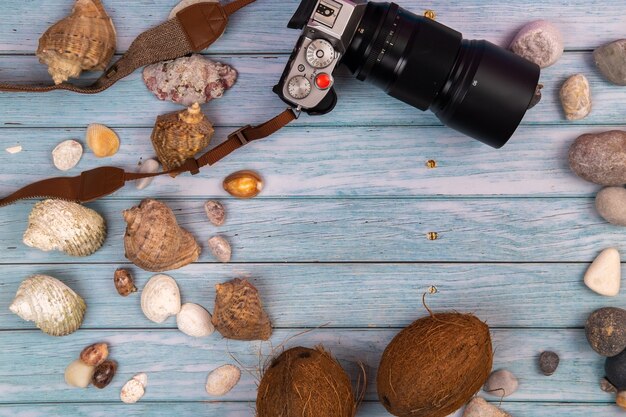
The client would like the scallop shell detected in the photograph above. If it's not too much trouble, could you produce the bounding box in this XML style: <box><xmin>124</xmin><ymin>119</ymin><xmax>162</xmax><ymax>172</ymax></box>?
<box><xmin>212</xmin><ymin>278</ymin><xmax>272</xmax><ymax>341</ymax></box>
<box><xmin>176</xmin><ymin>303</ymin><xmax>215</xmax><ymax>337</ymax></box>
<box><xmin>9</xmin><ymin>274</ymin><xmax>86</xmax><ymax>336</ymax></box>
<box><xmin>151</xmin><ymin>103</ymin><xmax>214</xmax><ymax>176</ymax></box>
<box><xmin>52</xmin><ymin>140</ymin><xmax>83</xmax><ymax>171</ymax></box>
<box><xmin>86</xmin><ymin>124</ymin><xmax>120</xmax><ymax>157</ymax></box>
<box><xmin>205</xmin><ymin>364</ymin><xmax>241</xmax><ymax>396</ymax></box>
<box><xmin>37</xmin><ymin>0</ymin><xmax>116</xmax><ymax>85</ymax></box>
<box><xmin>23</xmin><ymin>199</ymin><xmax>106</xmax><ymax>257</ymax></box>
<box><xmin>141</xmin><ymin>274</ymin><xmax>182</xmax><ymax>323</ymax></box>
<box><xmin>123</xmin><ymin>199</ymin><xmax>201</xmax><ymax>272</ymax></box>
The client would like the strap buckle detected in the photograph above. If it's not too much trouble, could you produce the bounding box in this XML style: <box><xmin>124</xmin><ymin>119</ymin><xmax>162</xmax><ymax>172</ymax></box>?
<box><xmin>229</xmin><ymin>125</ymin><xmax>252</xmax><ymax>145</ymax></box>
<box><xmin>182</xmin><ymin>158</ymin><xmax>200</xmax><ymax>175</ymax></box>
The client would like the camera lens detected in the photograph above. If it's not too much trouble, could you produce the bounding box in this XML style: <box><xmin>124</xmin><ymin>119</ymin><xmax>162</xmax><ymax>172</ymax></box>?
<box><xmin>342</xmin><ymin>2</ymin><xmax>540</xmax><ymax>148</ymax></box>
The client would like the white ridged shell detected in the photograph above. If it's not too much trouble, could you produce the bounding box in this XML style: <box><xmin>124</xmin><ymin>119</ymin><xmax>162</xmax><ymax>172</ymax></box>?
<box><xmin>205</xmin><ymin>364</ymin><xmax>241</xmax><ymax>396</ymax></box>
<box><xmin>140</xmin><ymin>274</ymin><xmax>181</xmax><ymax>323</ymax></box>
<box><xmin>9</xmin><ymin>274</ymin><xmax>86</xmax><ymax>336</ymax></box>
<box><xmin>23</xmin><ymin>199</ymin><xmax>106</xmax><ymax>257</ymax></box>
<box><xmin>176</xmin><ymin>303</ymin><xmax>214</xmax><ymax>337</ymax></box>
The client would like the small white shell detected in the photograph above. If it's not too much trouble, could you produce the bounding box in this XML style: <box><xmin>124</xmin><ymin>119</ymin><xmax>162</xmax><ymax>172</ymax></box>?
<box><xmin>176</xmin><ymin>303</ymin><xmax>214</xmax><ymax>337</ymax></box>
<box><xmin>120</xmin><ymin>373</ymin><xmax>147</xmax><ymax>404</ymax></box>
<box><xmin>52</xmin><ymin>140</ymin><xmax>83</xmax><ymax>171</ymax></box>
<box><xmin>135</xmin><ymin>159</ymin><xmax>160</xmax><ymax>190</ymax></box>
<box><xmin>205</xmin><ymin>364</ymin><xmax>241</xmax><ymax>396</ymax></box>
<box><xmin>140</xmin><ymin>274</ymin><xmax>181</xmax><ymax>323</ymax></box>
<box><xmin>208</xmin><ymin>235</ymin><xmax>231</xmax><ymax>263</ymax></box>
<box><xmin>6</xmin><ymin>145</ymin><xmax>22</xmax><ymax>154</ymax></box>
<box><xmin>169</xmin><ymin>0</ymin><xmax>217</xmax><ymax>19</ymax></box>
<box><xmin>65</xmin><ymin>359</ymin><xmax>95</xmax><ymax>388</ymax></box>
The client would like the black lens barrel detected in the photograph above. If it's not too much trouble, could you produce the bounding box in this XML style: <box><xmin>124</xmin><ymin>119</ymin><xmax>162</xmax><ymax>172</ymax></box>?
<box><xmin>341</xmin><ymin>2</ymin><xmax>540</xmax><ymax>148</ymax></box>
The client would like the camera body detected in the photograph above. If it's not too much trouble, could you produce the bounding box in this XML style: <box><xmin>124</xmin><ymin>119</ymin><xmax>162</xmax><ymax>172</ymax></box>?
<box><xmin>274</xmin><ymin>0</ymin><xmax>541</xmax><ymax>148</ymax></box>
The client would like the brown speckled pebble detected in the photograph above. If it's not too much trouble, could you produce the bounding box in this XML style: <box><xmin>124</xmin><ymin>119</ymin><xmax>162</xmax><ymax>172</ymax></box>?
<box><xmin>596</xmin><ymin>187</ymin><xmax>626</xmax><ymax>226</ymax></box>
<box><xmin>539</xmin><ymin>351</ymin><xmax>559</xmax><ymax>376</ymax></box>
<box><xmin>569</xmin><ymin>130</ymin><xmax>626</xmax><ymax>185</ymax></box>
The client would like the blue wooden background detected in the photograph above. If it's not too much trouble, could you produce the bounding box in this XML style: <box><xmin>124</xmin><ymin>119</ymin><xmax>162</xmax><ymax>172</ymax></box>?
<box><xmin>0</xmin><ymin>0</ymin><xmax>625</xmax><ymax>415</ymax></box>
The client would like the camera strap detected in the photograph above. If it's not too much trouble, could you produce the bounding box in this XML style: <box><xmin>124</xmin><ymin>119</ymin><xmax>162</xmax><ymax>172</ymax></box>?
<box><xmin>0</xmin><ymin>108</ymin><xmax>298</xmax><ymax>207</ymax></box>
<box><xmin>0</xmin><ymin>0</ymin><xmax>254</xmax><ymax>93</ymax></box>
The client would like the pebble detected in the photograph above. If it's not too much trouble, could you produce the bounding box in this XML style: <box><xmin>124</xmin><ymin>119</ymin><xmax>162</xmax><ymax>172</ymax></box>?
<box><xmin>594</xmin><ymin>40</ymin><xmax>626</xmax><ymax>86</ymax></box>
<box><xmin>539</xmin><ymin>351</ymin><xmax>560</xmax><ymax>376</ymax></box>
<box><xmin>65</xmin><ymin>359</ymin><xmax>95</xmax><ymax>388</ymax></box>
<box><xmin>463</xmin><ymin>397</ymin><xmax>512</xmax><ymax>417</ymax></box>
<box><xmin>596</xmin><ymin>187</ymin><xmax>626</xmax><ymax>226</ymax></box>
<box><xmin>204</xmin><ymin>200</ymin><xmax>226</xmax><ymax>226</ymax></box>
<box><xmin>120</xmin><ymin>373</ymin><xmax>147</xmax><ymax>403</ymax></box>
<box><xmin>484</xmin><ymin>369</ymin><xmax>518</xmax><ymax>397</ymax></box>
<box><xmin>560</xmin><ymin>74</ymin><xmax>591</xmax><ymax>120</ymax></box>
<box><xmin>618</xmin><ymin>391</ymin><xmax>626</xmax><ymax>409</ymax></box>
<box><xmin>568</xmin><ymin>130</ymin><xmax>626</xmax><ymax>185</ymax></box>
<box><xmin>52</xmin><ymin>140</ymin><xmax>82</xmax><ymax>171</ymax></box>
<box><xmin>5</xmin><ymin>145</ymin><xmax>22</xmax><ymax>154</ymax></box>
<box><xmin>584</xmin><ymin>248</ymin><xmax>621</xmax><ymax>296</ymax></box>
<box><xmin>607</xmin><ymin>350</ymin><xmax>626</xmax><ymax>389</ymax></box>
<box><xmin>169</xmin><ymin>0</ymin><xmax>217</xmax><ymax>19</ymax></box>
<box><xmin>586</xmin><ymin>307</ymin><xmax>626</xmax><ymax>357</ymax></box>
<box><xmin>135</xmin><ymin>159</ymin><xmax>160</xmax><ymax>190</ymax></box>
<box><xmin>143</xmin><ymin>54</ymin><xmax>237</xmax><ymax>106</ymax></box>
<box><xmin>601</xmin><ymin>377</ymin><xmax>618</xmax><ymax>393</ymax></box>
<box><xmin>208</xmin><ymin>235</ymin><xmax>232</xmax><ymax>263</ymax></box>
<box><xmin>205</xmin><ymin>364</ymin><xmax>241</xmax><ymax>396</ymax></box>
<box><xmin>510</xmin><ymin>20</ymin><xmax>563</xmax><ymax>68</ymax></box>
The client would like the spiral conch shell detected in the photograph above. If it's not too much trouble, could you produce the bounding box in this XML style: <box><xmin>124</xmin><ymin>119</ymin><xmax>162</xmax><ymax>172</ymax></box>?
<box><xmin>23</xmin><ymin>199</ymin><xmax>106</xmax><ymax>257</ymax></box>
<box><xmin>10</xmin><ymin>275</ymin><xmax>86</xmax><ymax>336</ymax></box>
<box><xmin>37</xmin><ymin>0</ymin><xmax>116</xmax><ymax>85</ymax></box>
<box><xmin>151</xmin><ymin>103</ymin><xmax>214</xmax><ymax>176</ymax></box>
<box><xmin>212</xmin><ymin>278</ymin><xmax>272</xmax><ymax>341</ymax></box>
<box><xmin>123</xmin><ymin>199</ymin><xmax>201</xmax><ymax>272</ymax></box>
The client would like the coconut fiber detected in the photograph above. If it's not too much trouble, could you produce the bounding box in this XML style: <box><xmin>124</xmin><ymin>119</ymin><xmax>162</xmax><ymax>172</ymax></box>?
<box><xmin>377</xmin><ymin>312</ymin><xmax>493</xmax><ymax>417</ymax></box>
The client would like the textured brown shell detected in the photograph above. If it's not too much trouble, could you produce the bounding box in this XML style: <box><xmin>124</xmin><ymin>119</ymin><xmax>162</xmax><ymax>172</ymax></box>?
<box><xmin>377</xmin><ymin>312</ymin><xmax>493</xmax><ymax>417</ymax></box>
<box><xmin>211</xmin><ymin>278</ymin><xmax>272</xmax><ymax>341</ymax></box>
<box><xmin>257</xmin><ymin>346</ymin><xmax>356</xmax><ymax>417</ymax></box>
<box><xmin>123</xmin><ymin>199</ymin><xmax>201</xmax><ymax>272</ymax></box>
<box><xmin>151</xmin><ymin>103</ymin><xmax>214</xmax><ymax>177</ymax></box>
<box><xmin>37</xmin><ymin>0</ymin><xmax>116</xmax><ymax>84</ymax></box>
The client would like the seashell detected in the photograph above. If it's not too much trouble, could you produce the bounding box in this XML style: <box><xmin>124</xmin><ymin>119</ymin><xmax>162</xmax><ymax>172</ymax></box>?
<box><xmin>65</xmin><ymin>359</ymin><xmax>95</xmax><ymax>388</ymax></box>
<box><xmin>150</xmin><ymin>103</ymin><xmax>214</xmax><ymax>176</ymax></box>
<box><xmin>120</xmin><ymin>373</ymin><xmax>147</xmax><ymax>403</ymax></box>
<box><xmin>114</xmin><ymin>268</ymin><xmax>137</xmax><ymax>296</ymax></box>
<box><xmin>10</xmin><ymin>274</ymin><xmax>86</xmax><ymax>336</ymax></box>
<box><xmin>23</xmin><ymin>199</ymin><xmax>106</xmax><ymax>257</ymax></box>
<box><xmin>212</xmin><ymin>278</ymin><xmax>272</xmax><ymax>341</ymax></box>
<box><xmin>169</xmin><ymin>0</ymin><xmax>217</xmax><ymax>19</ymax></box>
<box><xmin>176</xmin><ymin>303</ymin><xmax>215</xmax><ymax>337</ymax></box>
<box><xmin>37</xmin><ymin>0</ymin><xmax>116</xmax><ymax>85</ymax></box>
<box><xmin>92</xmin><ymin>359</ymin><xmax>117</xmax><ymax>389</ymax></box>
<box><xmin>123</xmin><ymin>199</ymin><xmax>201</xmax><ymax>272</ymax></box>
<box><xmin>80</xmin><ymin>342</ymin><xmax>108</xmax><ymax>366</ymax></box>
<box><xmin>135</xmin><ymin>159</ymin><xmax>160</xmax><ymax>190</ymax></box>
<box><xmin>6</xmin><ymin>145</ymin><xmax>22</xmax><ymax>154</ymax></box>
<box><xmin>143</xmin><ymin>54</ymin><xmax>237</xmax><ymax>106</ymax></box>
<box><xmin>205</xmin><ymin>364</ymin><xmax>241</xmax><ymax>396</ymax></box>
<box><xmin>52</xmin><ymin>140</ymin><xmax>83</xmax><ymax>171</ymax></box>
<box><xmin>204</xmin><ymin>200</ymin><xmax>226</xmax><ymax>226</ymax></box>
<box><xmin>560</xmin><ymin>74</ymin><xmax>591</xmax><ymax>121</ymax></box>
<box><xmin>86</xmin><ymin>124</ymin><xmax>120</xmax><ymax>157</ymax></box>
<box><xmin>141</xmin><ymin>274</ymin><xmax>182</xmax><ymax>323</ymax></box>
<box><xmin>208</xmin><ymin>235</ymin><xmax>232</xmax><ymax>263</ymax></box>
<box><xmin>223</xmin><ymin>170</ymin><xmax>263</xmax><ymax>198</ymax></box>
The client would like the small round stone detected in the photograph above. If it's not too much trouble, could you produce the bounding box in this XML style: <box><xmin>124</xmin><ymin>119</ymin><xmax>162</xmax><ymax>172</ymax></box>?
<box><xmin>596</xmin><ymin>187</ymin><xmax>626</xmax><ymax>226</ymax></box>
<box><xmin>484</xmin><ymin>369</ymin><xmax>519</xmax><ymax>397</ymax></box>
<box><xmin>618</xmin><ymin>390</ymin><xmax>626</xmax><ymax>409</ymax></box>
<box><xmin>510</xmin><ymin>20</ymin><xmax>563</xmax><ymax>68</ymax></box>
<box><xmin>606</xmin><ymin>350</ymin><xmax>626</xmax><ymax>389</ymax></box>
<box><xmin>52</xmin><ymin>140</ymin><xmax>83</xmax><ymax>171</ymax></box>
<box><xmin>539</xmin><ymin>351</ymin><xmax>559</xmax><ymax>376</ymax></box>
<box><xmin>569</xmin><ymin>130</ymin><xmax>626</xmax><ymax>186</ymax></box>
<box><xmin>560</xmin><ymin>74</ymin><xmax>591</xmax><ymax>121</ymax></box>
<box><xmin>601</xmin><ymin>377</ymin><xmax>618</xmax><ymax>393</ymax></box>
<box><xmin>586</xmin><ymin>307</ymin><xmax>626</xmax><ymax>357</ymax></box>
<box><xmin>594</xmin><ymin>39</ymin><xmax>626</xmax><ymax>86</ymax></box>
<box><xmin>204</xmin><ymin>200</ymin><xmax>226</xmax><ymax>226</ymax></box>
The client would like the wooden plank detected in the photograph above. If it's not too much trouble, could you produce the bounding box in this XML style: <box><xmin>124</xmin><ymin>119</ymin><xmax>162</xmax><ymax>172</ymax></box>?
<box><xmin>0</xmin><ymin>124</ymin><xmax>598</xmax><ymax>198</ymax></box>
<box><xmin>0</xmin><ymin>0</ymin><xmax>622</xmax><ymax>54</ymax></box>
<box><xmin>0</xmin><ymin>328</ymin><xmax>612</xmax><ymax>403</ymax></box>
<box><xmin>0</xmin><ymin>402</ymin><xmax>624</xmax><ymax>417</ymax></box>
<box><xmin>0</xmin><ymin>52</ymin><xmax>620</xmax><ymax>127</ymax></box>
<box><xmin>0</xmin><ymin>198</ymin><xmax>620</xmax><ymax>264</ymax></box>
<box><xmin>0</xmin><ymin>263</ymin><xmax>616</xmax><ymax>330</ymax></box>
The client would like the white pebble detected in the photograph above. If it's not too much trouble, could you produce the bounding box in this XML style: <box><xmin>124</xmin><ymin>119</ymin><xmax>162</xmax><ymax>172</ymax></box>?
<box><xmin>510</xmin><ymin>20</ymin><xmax>563</xmax><ymax>68</ymax></box>
<box><xmin>5</xmin><ymin>145</ymin><xmax>22</xmax><ymax>154</ymax></box>
<box><xmin>208</xmin><ymin>235</ymin><xmax>232</xmax><ymax>263</ymax></box>
<box><xmin>52</xmin><ymin>140</ymin><xmax>83</xmax><ymax>171</ymax></box>
<box><xmin>584</xmin><ymin>248</ymin><xmax>621</xmax><ymax>296</ymax></box>
<box><xmin>64</xmin><ymin>359</ymin><xmax>95</xmax><ymax>388</ymax></box>
<box><xmin>206</xmin><ymin>364</ymin><xmax>241</xmax><ymax>396</ymax></box>
<box><xmin>120</xmin><ymin>373</ymin><xmax>147</xmax><ymax>404</ymax></box>
<box><xmin>484</xmin><ymin>369</ymin><xmax>518</xmax><ymax>397</ymax></box>
<box><xmin>135</xmin><ymin>159</ymin><xmax>160</xmax><ymax>190</ymax></box>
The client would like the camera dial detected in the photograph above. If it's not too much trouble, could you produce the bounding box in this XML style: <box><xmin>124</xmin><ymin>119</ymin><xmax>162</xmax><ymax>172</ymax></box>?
<box><xmin>287</xmin><ymin>75</ymin><xmax>312</xmax><ymax>99</ymax></box>
<box><xmin>306</xmin><ymin>39</ymin><xmax>336</xmax><ymax>68</ymax></box>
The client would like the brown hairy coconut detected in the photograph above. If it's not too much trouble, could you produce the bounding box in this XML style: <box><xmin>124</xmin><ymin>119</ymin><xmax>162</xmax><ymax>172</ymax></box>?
<box><xmin>377</xmin><ymin>312</ymin><xmax>493</xmax><ymax>417</ymax></box>
<box><xmin>256</xmin><ymin>346</ymin><xmax>357</xmax><ymax>417</ymax></box>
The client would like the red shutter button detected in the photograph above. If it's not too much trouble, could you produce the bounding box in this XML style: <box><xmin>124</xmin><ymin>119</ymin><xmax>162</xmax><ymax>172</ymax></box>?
<box><xmin>315</xmin><ymin>73</ymin><xmax>333</xmax><ymax>90</ymax></box>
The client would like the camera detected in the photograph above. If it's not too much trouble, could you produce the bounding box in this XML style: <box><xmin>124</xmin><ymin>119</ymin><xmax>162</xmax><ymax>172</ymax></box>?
<box><xmin>273</xmin><ymin>0</ymin><xmax>541</xmax><ymax>148</ymax></box>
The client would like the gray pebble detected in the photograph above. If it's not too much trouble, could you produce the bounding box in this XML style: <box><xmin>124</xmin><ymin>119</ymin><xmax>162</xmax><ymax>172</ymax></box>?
<box><xmin>568</xmin><ymin>130</ymin><xmax>626</xmax><ymax>185</ymax></box>
<box><xmin>596</xmin><ymin>187</ymin><xmax>626</xmax><ymax>226</ymax></box>
<box><xmin>594</xmin><ymin>40</ymin><xmax>626</xmax><ymax>86</ymax></box>
<box><xmin>484</xmin><ymin>369</ymin><xmax>518</xmax><ymax>397</ymax></box>
<box><xmin>601</xmin><ymin>377</ymin><xmax>618</xmax><ymax>393</ymax></box>
<box><xmin>510</xmin><ymin>20</ymin><xmax>563</xmax><ymax>68</ymax></box>
<box><xmin>539</xmin><ymin>351</ymin><xmax>559</xmax><ymax>376</ymax></box>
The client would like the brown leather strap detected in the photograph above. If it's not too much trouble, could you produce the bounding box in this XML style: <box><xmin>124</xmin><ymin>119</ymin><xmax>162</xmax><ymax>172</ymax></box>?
<box><xmin>0</xmin><ymin>0</ymin><xmax>253</xmax><ymax>94</ymax></box>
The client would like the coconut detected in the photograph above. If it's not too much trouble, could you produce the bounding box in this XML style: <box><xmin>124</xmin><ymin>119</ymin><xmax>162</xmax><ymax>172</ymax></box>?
<box><xmin>377</xmin><ymin>312</ymin><xmax>493</xmax><ymax>417</ymax></box>
<box><xmin>256</xmin><ymin>346</ymin><xmax>356</xmax><ymax>417</ymax></box>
